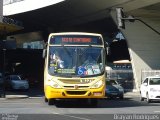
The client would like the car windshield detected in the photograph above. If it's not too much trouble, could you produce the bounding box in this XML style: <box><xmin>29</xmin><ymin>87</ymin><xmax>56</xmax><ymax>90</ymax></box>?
<box><xmin>149</xmin><ymin>78</ymin><xmax>160</xmax><ymax>85</ymax></box>
<box><xmin>48</xmin><ymin>46</ymin><xmax>104</xmax><ymax>77</ymax></box>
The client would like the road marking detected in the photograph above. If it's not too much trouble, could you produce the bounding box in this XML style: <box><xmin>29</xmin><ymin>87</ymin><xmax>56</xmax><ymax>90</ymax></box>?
<box><xmin>51</xmin><ymin>112</ymin><xmax>91</xmax><ymax>120</ymax></box>
<box><xmin>59</xmin><ymin>114</ymin><xmax>91</xmax><ymax>120</ymax></box>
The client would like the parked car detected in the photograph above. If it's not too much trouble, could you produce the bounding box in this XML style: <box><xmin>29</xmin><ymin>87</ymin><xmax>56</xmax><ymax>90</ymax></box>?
<box><xmin>140</xmin><ymin>76</ymin><xmax>160</xmax><ymax>103</ymax></box>
<box><xmin>25</xmin><ymin>75</ymin><xmax>39</xmax><ymax>87</ymax></box>
<box><xmin>5</xmin><ymin>75</ymin><xmax>29</xmax><ymax>90</ymax></box>
<box><xmin>105</xmin><ymin>79</ymin><xmax>124</xmax><ymax>99</ymax></box>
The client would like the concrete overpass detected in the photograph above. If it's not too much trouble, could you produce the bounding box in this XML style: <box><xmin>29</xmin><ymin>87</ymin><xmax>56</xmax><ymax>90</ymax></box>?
<box><xmin>2</xmin><ymin>0</ymin><xmax>160</xmax><ymax>91</ymax></box>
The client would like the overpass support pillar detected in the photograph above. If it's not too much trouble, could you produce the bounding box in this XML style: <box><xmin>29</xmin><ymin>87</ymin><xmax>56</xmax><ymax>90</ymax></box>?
<box><xmin>111</xmin><ymin>9</ymin><xmax>160</xmax><ymax>91</ymax></box>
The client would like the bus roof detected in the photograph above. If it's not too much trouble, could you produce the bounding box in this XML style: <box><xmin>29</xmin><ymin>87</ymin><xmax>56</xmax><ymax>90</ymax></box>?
<box><xmin>48</xmin><ymin>32</ymin><xmax>103</xmax><ymax>38</ymax></box>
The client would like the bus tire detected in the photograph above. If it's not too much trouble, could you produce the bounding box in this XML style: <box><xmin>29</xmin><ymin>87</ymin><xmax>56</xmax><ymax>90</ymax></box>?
<box><xmin>48</xmin><ymin>99</ymin><xmax>55</xmax><ymax>105</ymax></box>
<box><xmin>45</xmin><ymin>97</ymin><xmax>48</xmax><ymax>102</ymax></box>
<box><xmin>119</xmin><ymin>95</ymin><xmax>124</xmax><ymax>99</ymax></box>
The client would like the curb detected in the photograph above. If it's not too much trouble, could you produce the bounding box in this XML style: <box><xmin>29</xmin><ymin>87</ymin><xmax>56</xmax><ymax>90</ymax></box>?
<box><xmin>0</xmin><ymin>98</ymin><xmax>6</xmax><ymax>100</ymax></box>
<box><xmin>124</xmin><ymin>92</ymin><xmax>140</xmax><ymax>97</ymax></box>
<box><xmin>5</xmin><ymin>95</ymin><xmax>29</xmax><ymax>99</ymax></box>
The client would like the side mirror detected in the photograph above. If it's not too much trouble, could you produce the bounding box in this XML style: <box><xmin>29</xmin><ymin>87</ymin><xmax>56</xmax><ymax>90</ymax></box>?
<box><xmin>42</xmin><ymin>49</ymin><xmax>47</xmax><ymax>58</ymax></box>
<box><xmin>106</xmin><ymin>46</ymin><xmax>110</xmax><ymax>55</ymax></box>
<box><xmin>143</xmin><ymin>83</ymin><xmax>148</xmax><ymax>86</ymax></box>
<box><xmin>105</xmin><ymin>42</ymin><xmax>110</xmax><ymax>55</ymax></box>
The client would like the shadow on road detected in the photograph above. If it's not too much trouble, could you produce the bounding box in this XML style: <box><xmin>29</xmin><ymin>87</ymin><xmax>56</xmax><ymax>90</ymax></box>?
<box><xmin>53</xmin><ymin>97</ymin><xmax>160</xmax><ymax>108</ymax></box>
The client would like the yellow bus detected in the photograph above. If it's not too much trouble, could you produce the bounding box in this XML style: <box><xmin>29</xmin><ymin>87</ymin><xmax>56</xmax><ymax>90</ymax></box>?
<box><xmin>43</xmin><ymin>32</ymin><xmax>106</xmax><ymax>106</ymax></box>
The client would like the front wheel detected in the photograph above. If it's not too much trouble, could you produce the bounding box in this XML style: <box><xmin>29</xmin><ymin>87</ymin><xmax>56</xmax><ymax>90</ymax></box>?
<box><xmin>44</xmin><ymin>97</ymin><xmax>48</xmax><ymax>102</ymax></box>
<box><xmin>119</xmin><ymin>95</ymin><xmax>124</xmax><ymax>99</ymax></box>
<box><xmin>146</xmin><ymin>93</ymin><xmax>151</xmax><ymax>103</ymax></box>
<box><xmin>140</xmin><ymin>92</ymin><xmax>144</xmax><ymax>101</ymax></box>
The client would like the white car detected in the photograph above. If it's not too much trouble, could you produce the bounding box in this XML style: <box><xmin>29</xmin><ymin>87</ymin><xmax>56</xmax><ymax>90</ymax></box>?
<box><xmin>6</xmin><ymin>75</ymin><xmax>29</xmax><ymax>90</ymax></box>
<box><xmin>140</xmin><ymin>76</ymin><xmax>160</xmax><ymax>103</ymax></box>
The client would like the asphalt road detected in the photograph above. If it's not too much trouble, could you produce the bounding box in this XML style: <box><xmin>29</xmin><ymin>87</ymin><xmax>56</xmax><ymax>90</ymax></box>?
<box><xmin>0</xmin><ymin>92</ymin><xmax>160</xmax><ymax>120</ymax></box>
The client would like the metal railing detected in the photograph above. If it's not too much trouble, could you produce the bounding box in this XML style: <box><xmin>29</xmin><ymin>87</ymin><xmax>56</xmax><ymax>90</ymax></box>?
<box><xmin>141</xmin><ymin>69</ymin><xmax>160</xmax><ymax>82</ymax></box>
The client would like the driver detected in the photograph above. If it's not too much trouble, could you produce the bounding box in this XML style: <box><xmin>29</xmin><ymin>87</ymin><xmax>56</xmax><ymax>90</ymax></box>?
<box><xmin>78</xmin><ymin>55</ymin><xmax>97</xmax><ymax>75</ymax></box>
<box><xmin>50</xmin><ymin>52</ymin><xmax>64</xmax><ymax>69</ymax></box>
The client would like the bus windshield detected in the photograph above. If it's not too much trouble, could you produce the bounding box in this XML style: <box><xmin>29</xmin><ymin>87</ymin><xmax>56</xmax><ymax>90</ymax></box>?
<box><xmin>48</xmin><ymin>46</ymin><xmax>104</xmax><ymax>77</ymax></box>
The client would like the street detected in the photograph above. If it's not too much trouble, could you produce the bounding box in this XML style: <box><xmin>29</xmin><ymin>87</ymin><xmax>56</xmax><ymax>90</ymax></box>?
<box><xmin>0</xmin><ymin>90</ymin><xmax>160</xmax><ymax>120</ymax></box>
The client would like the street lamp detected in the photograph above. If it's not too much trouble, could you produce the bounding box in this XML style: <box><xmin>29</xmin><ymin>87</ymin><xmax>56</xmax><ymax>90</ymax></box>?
<box><xmin>115</xmin><ymin>8</ymin><xmax>160</xmax><ymax>35</ymax></box>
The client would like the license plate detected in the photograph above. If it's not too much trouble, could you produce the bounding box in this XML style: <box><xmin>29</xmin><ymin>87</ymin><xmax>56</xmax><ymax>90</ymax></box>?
<box><xmin>111</xmin><ymin>93</ymin><xmax>118</xmax><ymax>95</ymax></box>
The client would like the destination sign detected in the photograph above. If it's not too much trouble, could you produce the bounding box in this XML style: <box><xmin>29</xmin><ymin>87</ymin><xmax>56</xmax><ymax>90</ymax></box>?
<box><xmin>49</xmin><ymin>35</ymin><xmax>103</xmax><ymax>45</ymax></box>
<box><xmin>62</xmin><ymin>37</ymin><xmax>91</xmax><ymax>43</ymax></box>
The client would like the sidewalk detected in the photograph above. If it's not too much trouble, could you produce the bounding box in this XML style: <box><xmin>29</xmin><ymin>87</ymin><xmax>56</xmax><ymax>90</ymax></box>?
<box><xmin>124</xmin><ymin>91</ymin><xmax>140</xmax><ymax>98</ymax></box>
<box><xmin>0</xmin><ymin>95</ymin><xmax>29</xmax><ymax>100</ymax></box>
<box><xmin>0</xmin><ymin>88</ymin><xmax>43</xmax><ymax>100</ymax></box>
<box><xmin>6</xmin><ymin>95</ymin><xmax>29</xmax><ymax>99</ymax></box>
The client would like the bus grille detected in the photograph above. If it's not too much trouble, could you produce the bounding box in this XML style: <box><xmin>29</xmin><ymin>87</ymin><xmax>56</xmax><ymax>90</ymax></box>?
<box><xmin>59</xmin><ymin>79</ymin><xmax>94</xmax><ymax>84</ymax></box>
<box><xmin>63</xmin><ymin>86</ymin><xmax>89</xmax><ymax>89</ymax></box>
<box><xmin>66</xmin><ymin>91</ymin><xmax>87</xmax><ymax>95</ymax></box>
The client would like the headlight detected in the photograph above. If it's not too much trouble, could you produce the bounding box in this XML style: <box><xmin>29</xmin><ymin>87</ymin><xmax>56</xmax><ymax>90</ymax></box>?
<box><xmin>49</xmin><ymin>80</ymin><xmax>61</xmax><ymax>88</ymax></box>
<box><xmin>90</xmin><ymin>80</ymin><xmax>103</xmax><ymax>88</ymax></box>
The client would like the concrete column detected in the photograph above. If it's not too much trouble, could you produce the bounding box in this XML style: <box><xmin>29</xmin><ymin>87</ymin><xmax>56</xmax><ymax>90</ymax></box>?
<box><xmin>111</xmin><ymin>9</ymin><xmax>160</xmax><ymax>91</ymax></box>
<box><xmin>0</xmin><ymin>0</ymin><xmax>3</xmax><ymax>22</ymax></box>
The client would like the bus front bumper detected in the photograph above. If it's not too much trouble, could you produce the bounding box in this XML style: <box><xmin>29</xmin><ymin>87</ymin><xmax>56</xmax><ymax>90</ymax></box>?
<box><xmin>45</xmin><ymin>86</ymin><xmax>105</xmax><ymax>99</ymax></box>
